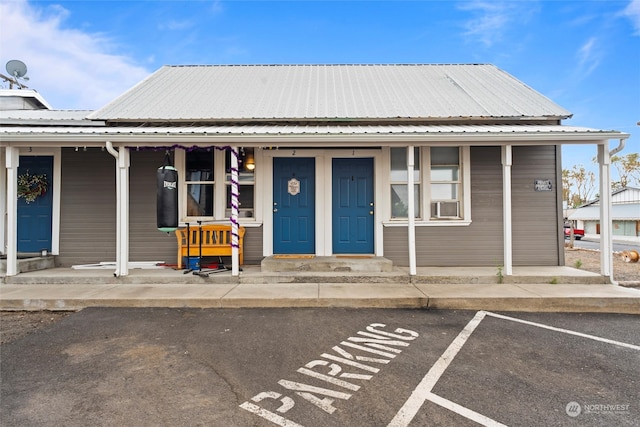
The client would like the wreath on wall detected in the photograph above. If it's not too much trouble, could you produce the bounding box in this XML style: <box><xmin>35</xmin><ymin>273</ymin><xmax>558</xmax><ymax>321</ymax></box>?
<box><xmin>17</xmin><ymin>171</ymin><xmax>48</xmax><ymax>204</ymax></box>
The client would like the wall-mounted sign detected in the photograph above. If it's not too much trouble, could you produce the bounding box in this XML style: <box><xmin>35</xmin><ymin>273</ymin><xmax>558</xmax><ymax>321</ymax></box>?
<box><xmin>534</xmin><ymin>179</ymin><xmax>552</xmax><ymax>191</ymax></box>
<box><xmin>288</xmin><ymin>178</ymin><xmax>301</xmax><ymax>196</ymax></box>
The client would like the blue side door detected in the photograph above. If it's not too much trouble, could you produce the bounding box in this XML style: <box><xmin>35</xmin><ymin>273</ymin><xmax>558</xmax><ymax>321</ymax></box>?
<box><xmin>273</xmin><ymin>157</ymin><xmax>315</xmax><ymax>254</ymax></box>
<box><xmin>17</xmin><ymin>156</ymin><xmax>54</xmax><ymax>253</ymax></box>
<box><xmin>332</xmin><ymin>158</ymin><xmax>374</xmax><ymax>254</ymax></box>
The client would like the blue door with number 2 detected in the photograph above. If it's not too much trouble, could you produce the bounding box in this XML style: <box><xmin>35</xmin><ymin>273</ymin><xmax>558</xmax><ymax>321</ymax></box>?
<box><xmin>273</xmin><ymin>157</ymin><xmax>315</xmax><ymax>254</ymax></box>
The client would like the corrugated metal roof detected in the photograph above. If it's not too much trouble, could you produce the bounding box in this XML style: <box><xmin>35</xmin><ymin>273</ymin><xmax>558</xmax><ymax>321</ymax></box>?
<box><xmin>89</xmin><ymin>64</ymin><xmax>572</xmax><ymax>121</ymax></box>
<box><xmin>568</xmin><ymin>204</ymin><xmax>640</xmax><ymax>220</ymax></box>
<box><xmin>0</xmin><ymin>109</ymin><xmax>98</xmax><ymax>126</ymax></box>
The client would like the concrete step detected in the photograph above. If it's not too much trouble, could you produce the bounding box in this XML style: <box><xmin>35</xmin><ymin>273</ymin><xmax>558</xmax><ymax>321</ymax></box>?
<box><xmin>261</xmin><ymin>256</ymin><xmax>393</xmax><ymax>273</ymax></box>
<box><xmin>0</xmin><ymin>256</ymin><xmax>55</xmax><ymax>274</ymax></box>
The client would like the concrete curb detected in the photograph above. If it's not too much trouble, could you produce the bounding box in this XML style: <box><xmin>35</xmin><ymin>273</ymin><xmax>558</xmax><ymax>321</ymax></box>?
<box><xmin>1</xmin><ymin>283</ymin><xmax>639</xmax><ymax>314</ymax></box>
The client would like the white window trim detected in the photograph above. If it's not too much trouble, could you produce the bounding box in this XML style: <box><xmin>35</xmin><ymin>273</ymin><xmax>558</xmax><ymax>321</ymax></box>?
<box><xmin>175</xmin><ymin>146</ymin><xmax>262</xmax><ymax>226</ymax></box>
<box><xmin>383</xmin><ymin>146</ymin><xmax>472</xmax><ymax>227</ymax></box>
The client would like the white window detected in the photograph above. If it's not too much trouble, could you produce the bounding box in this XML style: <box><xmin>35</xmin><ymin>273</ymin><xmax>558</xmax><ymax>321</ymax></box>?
<box><xmin>429</xmin><ymin>147</ymin><xmax>461</xmax><ymax>219</ymax></box>
<box><xmin>185</xmin><ymin>148</ymin><xmax>214</xmax><ymax>217</ymax></box>
<box><xmin>389</xmin><ymin>146</ymin><xmax>469</xmax><ymax>223</ymax></box>
<box><xmin>390</xmin><ymin>147</ymin><xmax>421</xmax><ymax>218</ymax></box>
<box><xmin>225</xmin><ymin>148</ymin><xmax>255</xmax><ymax>218</ymax></box>
<box><xmin>182</xmin><ymin>147</ymin><xmax>255</xmax><ymax>220</ymax></box>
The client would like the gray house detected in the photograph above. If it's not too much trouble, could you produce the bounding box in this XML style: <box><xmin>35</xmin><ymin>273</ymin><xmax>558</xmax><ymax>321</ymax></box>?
<box><xmin>0</xmin><ymin>64</ymin><xmax>629</xmax><ymax>279</ymax></box>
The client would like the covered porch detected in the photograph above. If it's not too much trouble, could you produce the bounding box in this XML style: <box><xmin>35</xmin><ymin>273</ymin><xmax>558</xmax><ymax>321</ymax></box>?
<box><xmin>2</xmin><ymin>254</ymin><xmax>610</xmax><ymax>286</ymax></box>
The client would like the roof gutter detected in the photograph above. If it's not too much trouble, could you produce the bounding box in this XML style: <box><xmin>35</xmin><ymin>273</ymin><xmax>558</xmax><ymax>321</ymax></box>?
<box><xmin>609</xmin><ymin>137</ymin><xmax>627</xmax><ymax>157</ymax></box>
<box><xmin>105</xmin><ymin>140</ymin><xmax>129</xmax><ymax>278</ymax></box>
<box><xmin>105</xmin><ymin>140</ymin><xmax>119</xmax><ymax>159</ymax></box>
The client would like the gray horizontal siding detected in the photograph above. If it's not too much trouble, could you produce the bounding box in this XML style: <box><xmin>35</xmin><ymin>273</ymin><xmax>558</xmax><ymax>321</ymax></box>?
<box><xmin>129</xmin><ymin>151</ymin><xmax>180</xmax><ymax>264</ymax></box>
<box><xmin>243</xmin><ymin>227</ymin><xmax>264</xmax><ymax>264</ymax></box>
<box><xmin>384</xmin><ymin>145</ymin><xmax>560</xmax><ymax>267</ymax></box>
<box><xmin>58</xmin><ymin>148</ymin><xmax>117</xmax><ymax>266</ymax></box>
<box><xmin>58</xmin><ymin>148</ymin><xmax>263</xmax><ymax>267</ymax></box>
<box><xmin>511</xmin><ymin>145</ymin><xmax>560</xmax><ymax>265</ymax></box>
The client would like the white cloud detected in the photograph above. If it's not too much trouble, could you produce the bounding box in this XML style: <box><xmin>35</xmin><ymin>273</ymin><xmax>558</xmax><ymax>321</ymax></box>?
<box><xmin>159</xmin><ymin>20</ymin><xmax>195</xmax><ymax>31</ymax></box>
<box><xmin>576</xmin><ymin>37</ymin><xmax>602</xmax><ymax>77</ymax></box>
<box><xmin>458</xmin><ymin>1</ymin><xmax>537</xmax><ymax>47</ymax></box>
<box><xmin>622</xmin><ymin>0</ymin><xmax>640</xmax><ymax>35</ymax></box>
<box><xmin>0</xmin><ymin>0</ymin><xmax>150</xmax><ymax>110</ymax></box>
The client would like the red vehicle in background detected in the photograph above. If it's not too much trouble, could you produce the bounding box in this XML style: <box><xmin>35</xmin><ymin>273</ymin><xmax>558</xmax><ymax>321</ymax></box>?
<box><xmin>564</xmin><ymin>224</ymin><xmax>584</xmax><ymax>240</ymax></box>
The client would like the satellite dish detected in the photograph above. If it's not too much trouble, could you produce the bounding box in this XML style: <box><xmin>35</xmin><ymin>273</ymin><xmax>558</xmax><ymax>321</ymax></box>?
<box><xmin>6</xmin><ymin>60</ymin><xmax>28</xmax><ymax>79</ymax></box>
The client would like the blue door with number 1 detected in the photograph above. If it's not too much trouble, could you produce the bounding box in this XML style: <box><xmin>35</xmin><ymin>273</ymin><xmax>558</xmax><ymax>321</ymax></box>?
<box><xmin>332</xmin><ymin>158</ymin><xmax>374</xmax><ymax>254</ymax></box>
<box><xmin>17</xmin><ymin>156</ymin><xmax>53</xmax><ymax>253</ymax></box>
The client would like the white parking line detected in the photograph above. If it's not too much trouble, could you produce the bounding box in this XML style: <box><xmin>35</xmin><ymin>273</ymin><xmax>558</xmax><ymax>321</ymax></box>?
<box><xmin>388</xmin><ymin>310</ymin><xmax>640</xmax><ymax>427</ymax></box>
<box><xmin>387</xmin><ymin>310</ymin><xmax>488</xmax><ymax>427</ymax></box>
<box><xmin>425</xmin><ymin>392</ymin><xmax>507</xmax><ymax>427</ymax></box>
<box><xmin>484</xmin><ymin>311</ymin><xmax>640</xmax><ymax>351</ymax></box>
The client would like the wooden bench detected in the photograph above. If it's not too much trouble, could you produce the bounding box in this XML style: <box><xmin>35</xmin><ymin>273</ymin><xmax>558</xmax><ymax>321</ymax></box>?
<box><xmin>175</xmin><ymin>224</ymin><xmax>245</xmax><ymax>269</ymax></box>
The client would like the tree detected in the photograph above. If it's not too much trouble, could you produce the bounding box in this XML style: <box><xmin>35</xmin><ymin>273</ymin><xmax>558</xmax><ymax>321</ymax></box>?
<box><xmin>611</xmin><ymin>153</ymin><xmax>640</xmax><ymax>190</ymax></box>
<box><xmin>562</xmin><ymin>165</ymin><xmax>597</xmax><ymax>208</ymax></box>
<box><xmin>564</xmin><ymin>153</ymin><xmax>640</xmax><ymax>208</ymax></box>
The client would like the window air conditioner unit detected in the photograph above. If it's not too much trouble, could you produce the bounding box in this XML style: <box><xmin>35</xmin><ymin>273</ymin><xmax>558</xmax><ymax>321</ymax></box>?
<box><xmin>431</xmin><ymin>201</ymin><xmax>459</xmax><ymax>218</ymax></box>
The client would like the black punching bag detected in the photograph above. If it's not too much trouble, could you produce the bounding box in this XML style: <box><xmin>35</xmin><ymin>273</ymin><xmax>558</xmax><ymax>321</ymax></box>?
<box><xmin>157</xmin><ymin>165</ymin><xmax>178</xmax><ymax>232</ymax></box>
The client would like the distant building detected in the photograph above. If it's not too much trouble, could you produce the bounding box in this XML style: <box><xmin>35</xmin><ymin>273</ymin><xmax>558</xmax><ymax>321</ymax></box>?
<box><xmin>569</xmin><ymin>187</ymin><xmax>640</xmax><ymax>241</ymax></box>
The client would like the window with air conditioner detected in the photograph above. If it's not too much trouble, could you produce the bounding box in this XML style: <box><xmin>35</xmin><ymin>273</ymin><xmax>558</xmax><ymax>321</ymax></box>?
<box><xmin>429</xmin><ymin>147</ymin><xmax>461</xmax><ymax>220</ymax></box>
<box><xmin>389</xmin><ymin>146</ymin><xmax>468</xmax><ymax>224</ymax></box>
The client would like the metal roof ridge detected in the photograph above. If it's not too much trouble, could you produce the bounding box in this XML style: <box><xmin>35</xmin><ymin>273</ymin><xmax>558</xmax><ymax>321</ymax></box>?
<box><xmin>166</xmin><ymin>63</ymin><xmax>493</xmax><ymax>68</ymax></box>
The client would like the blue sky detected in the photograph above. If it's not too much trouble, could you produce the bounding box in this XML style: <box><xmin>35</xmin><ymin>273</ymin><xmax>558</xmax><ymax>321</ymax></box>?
<box><xmin>1</xmin><ymin>0</ymin><xmax>638</xmax><ymax>174</ymax></box>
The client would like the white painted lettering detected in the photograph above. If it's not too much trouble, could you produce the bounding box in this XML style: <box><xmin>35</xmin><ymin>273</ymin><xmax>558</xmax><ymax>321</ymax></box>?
<box><xmin>239</xmin><ymin>391</ymin><xmax>299</xmax><ymax>426</ymax></box>
<box><xmin>297</xmin><ymin>367</ymin><xmax>360</xmax><ymax>391</ymax></box>
<box><xmin>239</xmin><ymin>402</ymin><xmax>303</xmax><ymax>427</ymax></box>
<box><xmin>321</xmin><ymin>352</ymin><xmax>380</xmax><ymax>373</ymax></box>
<box><xmin>241</xmin><ymin>322</ymin><xmax>420</xmax><ymax>424</ymax></box>
<box><xmin>278</xmin><ymin>380</ymin><xmax>352</xmax><ymax>414</ymax></box>
<box><xmin>366</xmin><ymin>324</ymin><xmax>419</xmax><ymax>340</ymax></box>
<box><xmin>304</xmin><ymin>359</ymin><xmax>373</xmax><ymax>382</ymax></box>
<box><xmin>348</xmin><ymin>336</ymin><xmax>410</xmax><ymax>348</ymax></box>
<box><xmin>250</xmin><ymin>391</ymin><xmax>296</xmax><ymax>413</ymax></box>
<box><xmin>341</xmin><ymin>340</ymin><xmax>399</xmax><ymax>358</ymax></box>
<box><xmin>331</xmin><ymin>345</ymin><xmax>388</xmax><ymax>364</ymax></box>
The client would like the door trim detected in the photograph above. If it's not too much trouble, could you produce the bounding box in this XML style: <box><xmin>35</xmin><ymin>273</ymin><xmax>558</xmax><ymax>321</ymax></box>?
<box><xmin>20</xmin><ymin>148</ymin><xmax>60</xmax><ymax>255</ymax></box>
<box><xmin>331</xmin><ymin>157</ymin><xmax>375</xmax><ymax>254</ymax></box>
<box><xmin>262</xmin><ymin>149</ymin><xmax>382</xmax><ymax>257</ymax></box>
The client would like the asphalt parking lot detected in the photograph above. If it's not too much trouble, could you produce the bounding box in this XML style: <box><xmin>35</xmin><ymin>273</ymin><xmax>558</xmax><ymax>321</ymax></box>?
<box><xmin>1</xmin><ymin>308</ymin><xmax>638</xmax><ymax>426</ymax></box>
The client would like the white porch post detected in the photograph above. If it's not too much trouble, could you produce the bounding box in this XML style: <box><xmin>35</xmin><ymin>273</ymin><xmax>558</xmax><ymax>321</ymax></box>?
<box><xmin>0</xmin><ymin>148</ymin><xmax>6</xmax><ymax>256</ymax></box>
<box><xmin>502</xmin><ymin>145</ymin><xmax>513</xmax><ymax>276</ymax></box>
<box><xmin>118</xmin><ymin>147</ymin><xmax>130</xmax><ymax>277</ymax></box>
<box><xmin>105</xmin><ymin>142</ymin><xmax>130</xmax><ymax>277</ymax></box>
<box><xmin>407</xmin><ymin>146</ymin><xmax>417</xmax><ymax>276</ymax></box>
<box><xmin>230</xmin><ymin>146</ymin><xmax>240</xmax><ymax>276</ymax></box>
<box><xmin>597</xmin><ymin>143</ymin><xmax>613</xmax><ymax>280</ymax></box>
<box><xmin>4</xmin><ymin>147</ymin><xmax>19</xmax><ymax>276</ymax></box>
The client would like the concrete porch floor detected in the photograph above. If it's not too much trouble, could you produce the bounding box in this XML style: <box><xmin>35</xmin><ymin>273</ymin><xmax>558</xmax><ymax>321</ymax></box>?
<box><xmin>2</xmin><ymin>257</ymin><xmax>639</xmax><ymax>314</ymax></box>
<box><xmin>0</xmin><ymin>261</ymin><xmax>611</xmax><ymax>286</ymax></box>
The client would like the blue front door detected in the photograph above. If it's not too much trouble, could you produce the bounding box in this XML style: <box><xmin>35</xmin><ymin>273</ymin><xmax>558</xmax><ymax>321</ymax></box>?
<box><xmin>17</xmin><ymin>156</ymin><xmax>54</xmax><ymax>253</ymax></box>
<box><xmin>273</xmin><ymin>157</ymin><xmax>315</xmax><ymax>254</ymax></box>
<box><xmin>332</xmin><ymin>158</ymin><xmax>374</xmax><ymax>254</ymax></box>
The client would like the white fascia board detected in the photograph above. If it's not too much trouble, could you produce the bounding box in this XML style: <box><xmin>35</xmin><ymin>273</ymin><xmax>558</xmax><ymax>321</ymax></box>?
<box><xmin>0</xmin><ymin>130</ymin><xmax>629</xmax><ymax>146</ymax></box>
